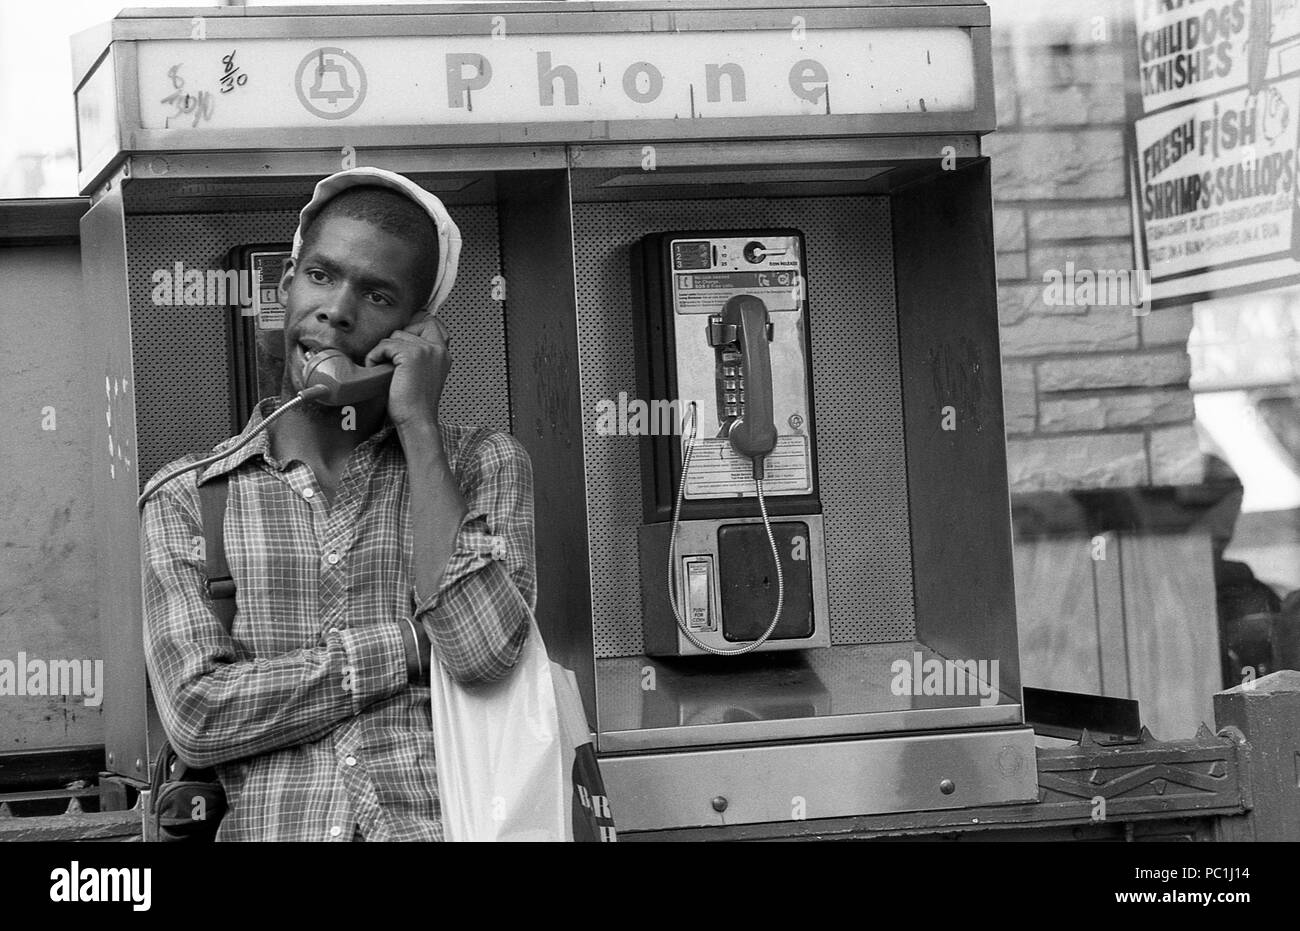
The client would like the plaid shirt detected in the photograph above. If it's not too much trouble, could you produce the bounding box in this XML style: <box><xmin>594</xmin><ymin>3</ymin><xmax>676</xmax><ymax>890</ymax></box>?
<box><xmin>141</xmin><ymin>398</ymin><xmax>535</xmax><ymax>841</ymax></box>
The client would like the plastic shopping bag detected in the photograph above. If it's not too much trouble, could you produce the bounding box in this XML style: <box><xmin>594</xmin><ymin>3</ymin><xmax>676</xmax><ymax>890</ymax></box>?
<box><xmin>429</xmin><ymin>617</ymin><xmax>616</xmax><ymax>842</ymax></box>
<box><xmin>552</xmin><ymin>663</ymin><xmax>618</xmax><ymax>842</ymax></box>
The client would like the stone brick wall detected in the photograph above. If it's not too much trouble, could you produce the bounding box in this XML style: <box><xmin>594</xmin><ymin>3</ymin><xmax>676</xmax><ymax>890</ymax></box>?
<box><xmin>986</xmin><ymin>0</ymin><xmax>1205</xmax><ymax>492</ymax></box>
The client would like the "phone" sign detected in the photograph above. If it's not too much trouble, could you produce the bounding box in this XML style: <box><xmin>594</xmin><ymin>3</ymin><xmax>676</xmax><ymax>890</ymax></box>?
<box><xmin>136</xmin><ymin>28</ymin><xmax>976</xmax><ymax>131</ymax></box>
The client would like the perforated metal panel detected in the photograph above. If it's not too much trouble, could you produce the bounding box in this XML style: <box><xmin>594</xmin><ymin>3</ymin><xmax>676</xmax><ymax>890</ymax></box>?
<box><xmin>126</xmin><ymin>199</ymin><xmax>508</xmax><ymax>488</ymax></box>
<box><xmin>574</xmin><ymin>196</ymin><xmax>916</xmax><ymax>658</ymax></box>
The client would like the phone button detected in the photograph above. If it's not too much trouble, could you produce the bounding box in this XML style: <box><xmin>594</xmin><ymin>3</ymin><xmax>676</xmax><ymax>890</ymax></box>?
<box><xmin>683</xmin><ymin>557</ymin><xmax>715</xmax><ymax>632</ymax></box>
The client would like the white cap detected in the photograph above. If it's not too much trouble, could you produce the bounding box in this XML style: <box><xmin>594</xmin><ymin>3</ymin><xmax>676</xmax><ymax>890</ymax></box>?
<box><xmin>291</xmin><ymin>167</ymin><xmax>462</xmax><ymax>314</ymax></box>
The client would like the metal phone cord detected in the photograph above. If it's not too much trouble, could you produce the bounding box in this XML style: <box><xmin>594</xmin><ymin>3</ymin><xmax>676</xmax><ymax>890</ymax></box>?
<box><xmin>665</xmin><ymin>401</ymin><xmax>785</xmax><ymax>656</ymax></box>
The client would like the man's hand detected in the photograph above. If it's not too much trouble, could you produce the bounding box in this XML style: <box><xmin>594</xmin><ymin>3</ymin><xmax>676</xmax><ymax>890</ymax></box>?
<box><xmin>376</xmin><ymin>309</ymin><xmax>468</xmax><ymax>620</ymax></box>
<box><xmin>364</xmin><ymin>310</ymin><xmax>452</xmax><ymax>431</ymax></box>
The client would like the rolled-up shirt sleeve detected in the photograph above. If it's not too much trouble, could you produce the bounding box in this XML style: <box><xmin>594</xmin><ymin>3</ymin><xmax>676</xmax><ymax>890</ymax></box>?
<box><xmin>413</xmin><ymin>430</ymin><xmax>536</xmax><ymax>684</ymax></box>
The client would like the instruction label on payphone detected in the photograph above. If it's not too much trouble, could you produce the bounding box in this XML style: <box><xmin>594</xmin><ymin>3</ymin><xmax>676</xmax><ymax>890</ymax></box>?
<box><xmin>670</xmin><ymin>238</ymin><xmax>803</xmax><ymax>315</ymax></box>
<box><xmin>250</xmin><ymin>251</ymin><xmax>288</xmax><ymax>330</ymax></box>
<box><xmin>681</xmin><ymin>436</ymin><xmax>811</xmax><ymax>496</ymax></box>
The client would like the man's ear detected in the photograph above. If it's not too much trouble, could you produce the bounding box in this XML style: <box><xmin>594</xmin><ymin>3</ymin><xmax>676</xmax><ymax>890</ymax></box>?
<box><xmin>277</xmin><ymin>257</ymin><xmax>296</xmax><ymax>301</ymax></box>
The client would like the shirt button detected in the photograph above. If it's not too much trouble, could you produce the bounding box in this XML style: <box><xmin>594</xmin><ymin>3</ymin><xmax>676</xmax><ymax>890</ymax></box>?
<box><xmin>345</xmin><ymin>755</ymin><xmax>357</xmax><ymax>767</ymax></box>
<box><xmin>329</xmin><ymin>825</ymin><xmax>342</xmax><ymax>838</ymax></box>
<box><xmin>327</xmin><ymin>552</ymin><xmax>340</xmax><ymax>565</ymax></box>
<box><xmin>303</xmin><ymin>488</ymin><xmax>315</xmax><ymax>499</ymax></box>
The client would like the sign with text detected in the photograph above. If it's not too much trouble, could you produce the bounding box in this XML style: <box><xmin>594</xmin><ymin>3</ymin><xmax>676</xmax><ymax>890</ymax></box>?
<box><xmin>1134</xmin><ymin>0</ymin><xmax>1261</xmax><ymax>114</ymax></box>
<box><xmin>135</xmin><ymin>29</ymin><xmax>975</xmax><ymax>131</ymax></box>
<box><xmin>1135</xmin><ymin>76</ymin><xmax>1300</xmax><ymax>299</ymax></box>
<box><xmin>1135</xmin><ymin>0</ymin><xmax>1300</xmax><ymax>114</ymax></box>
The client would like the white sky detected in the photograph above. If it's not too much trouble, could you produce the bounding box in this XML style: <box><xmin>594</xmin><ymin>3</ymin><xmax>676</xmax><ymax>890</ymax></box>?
<box><xmin>1</xmin><ymin>1</ymin><xmax>182</xmax><ymax>196</ymax></box>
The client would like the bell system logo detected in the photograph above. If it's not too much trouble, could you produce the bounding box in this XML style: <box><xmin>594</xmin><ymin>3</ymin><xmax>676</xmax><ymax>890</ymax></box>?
<box><xmin>296</xmin><ymin>47</ymin><xmax>368</xmax><ymax>120</ymax></box>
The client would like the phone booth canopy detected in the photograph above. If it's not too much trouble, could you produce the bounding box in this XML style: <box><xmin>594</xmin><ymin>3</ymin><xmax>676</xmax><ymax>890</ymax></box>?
<box><xmin>76</xmin><ymin>0</ymin><xmax>1036</xmax><ymax>835</ymax></box>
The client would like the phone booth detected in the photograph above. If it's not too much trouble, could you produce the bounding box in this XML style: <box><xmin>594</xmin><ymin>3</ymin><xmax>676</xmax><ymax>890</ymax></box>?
<box><xmin>76</xmin><ymin>0</ymin><xmax>1036</xmax><ymax>835</ymax></box>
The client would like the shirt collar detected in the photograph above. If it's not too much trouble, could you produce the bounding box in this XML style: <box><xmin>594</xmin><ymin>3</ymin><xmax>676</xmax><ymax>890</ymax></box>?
<box><xmin>196</xmin><ymin>397</ymin><xmax>398</xmax><ymax>485</ymax></box>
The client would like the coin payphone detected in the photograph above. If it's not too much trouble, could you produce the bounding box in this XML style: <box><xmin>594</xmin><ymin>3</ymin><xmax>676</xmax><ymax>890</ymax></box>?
<box><xmin>225</xmin><ymin>243</ymin><xmax>291</xmax><ymax>431</ymax></box>
<box><xmin>632</xmin><ymin>230</ymin><xmax>829</xmax><ymax>656</ymax></box>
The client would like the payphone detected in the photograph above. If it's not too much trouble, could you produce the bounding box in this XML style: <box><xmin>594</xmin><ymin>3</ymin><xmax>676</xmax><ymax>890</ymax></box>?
<box><xmin>632</xmin><ymin>230</ymin><xmax>830</xmax><ymax>657</ymax></box>
<box><xmin>226</xmin><ymin>243</ymin><xmax>291</xmax><ymax>429</ymax></box>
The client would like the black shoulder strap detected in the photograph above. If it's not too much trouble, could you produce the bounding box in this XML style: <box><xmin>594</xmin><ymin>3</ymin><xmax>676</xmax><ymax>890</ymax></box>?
<box><xmin>197</xmin><ymin>475</ymin><xmax>236</xmax><ymax>634</ymax></box>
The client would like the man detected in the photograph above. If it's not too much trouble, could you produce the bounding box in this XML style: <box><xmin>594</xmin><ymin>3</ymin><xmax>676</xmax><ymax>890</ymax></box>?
<box><xmin>141</xmin><ymin>168</ymin><xmax>534</xmax><ymax>841</ymax></box>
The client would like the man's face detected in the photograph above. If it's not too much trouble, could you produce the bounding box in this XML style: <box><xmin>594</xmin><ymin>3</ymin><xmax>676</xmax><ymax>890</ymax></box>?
<box><xmin>279</xmin><ymin>212</ymin><xmax>427</xmax><ymax>396</ymax></box>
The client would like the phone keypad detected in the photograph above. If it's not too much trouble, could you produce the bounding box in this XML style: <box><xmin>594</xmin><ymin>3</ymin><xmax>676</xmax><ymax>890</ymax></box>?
<box><xmin>720</xmin><ymin>360</ymin><xmax>744</xmax><ymax>419</ymax></box>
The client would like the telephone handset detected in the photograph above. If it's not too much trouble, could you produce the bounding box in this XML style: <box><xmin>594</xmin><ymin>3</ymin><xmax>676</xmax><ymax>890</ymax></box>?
<box><xmin>710</xmin><ymin>294</ymin><xmax>778</xmax><ymax>471</ymax></box>
<box><xmin>138</xmin><ymin>352</ymin><xmax>394</xmax><ymax>510</ymax></box>
<box><xmin>301</xmin><ymin>349</ymin><xmax>395</xmax><ymax>406</ymax></box>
